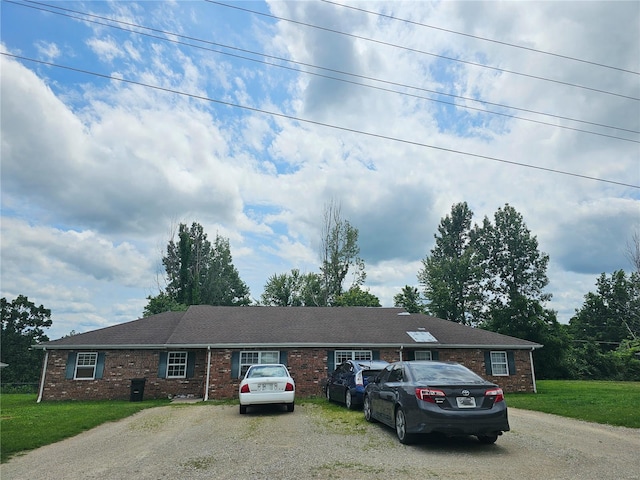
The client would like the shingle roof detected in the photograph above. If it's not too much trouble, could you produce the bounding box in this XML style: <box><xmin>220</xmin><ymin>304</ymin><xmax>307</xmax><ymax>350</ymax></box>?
<box><xmin>37</xmin><ymin>306</ymin><xmax>541</xmax><ymax>349</ymax></box>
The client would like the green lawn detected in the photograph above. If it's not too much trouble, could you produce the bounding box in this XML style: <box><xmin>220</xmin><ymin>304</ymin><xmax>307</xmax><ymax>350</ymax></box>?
<box><xmin>2</xmin><ymin>381</ymin><xmax>638</xmax><ymax>463</ymax></box>
<box><xmin>506</xmin><ymin>380</ymin><xmax>640</xmax><ymax>428</ymax></box>
<box><xmin>0</xmin><ymin>395</ymin><xmax>169</xmax><ymax>463</ymax></box>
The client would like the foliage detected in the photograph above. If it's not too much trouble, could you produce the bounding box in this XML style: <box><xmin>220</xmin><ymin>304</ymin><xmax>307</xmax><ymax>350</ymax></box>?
<box><xmin>505</xmin><ymin>380</ymin><xmax>640</xmax><ymax>428</ymax></box>
<box><xmin>260</xmin><ymin>269</ymin><xmax>325</xmax><ymax>306</ymax></box>
<box><xmin>0</xmin><ymin>395</ymin><xmax>169</xmax><ymax>462</ymax></box>
<box><xmin>472</xmin><ymin>204</ymin><xmax>550</xmax><ymax>321</ymax></box>
<box><xmin>333</xmin><ymin>286</ymin><xmax>381</xmax><ymax>307</ymax></box>
<box><xmin>1</xmin><ymin>296</ymin><xmax>52</xmax><ymax>385</ymax></box>
<box><xmin>418</xmin><ymin>202</ymin><xmax>481</xmax><ymax>325</ymax></box>
<box><xmin>319</xmin><ymin>200</ymin><xmax>366</xmax><ymax>305</ymax></box>
<box><xmin>143</xmin><ymin>292</ymin><xmax>188</xmax><ymax>316</ymax></box>
<box><xmin>393</xmin><ymin>285</ymin><xmax>425</xmax><ymax>313</ymax></box>
<box><xmin>145</xmin><ymin>222</ymin><xmax>250</xmax><ymax>315</ymax></box>
<box><xmin>569</xmin><ymin>270</ymin><xmax>639</xmax><ymax>348</ymax></box>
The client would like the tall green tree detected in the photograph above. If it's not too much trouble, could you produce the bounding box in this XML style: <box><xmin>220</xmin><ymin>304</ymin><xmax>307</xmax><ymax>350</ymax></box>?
<box><xmin>1</xmin><ymin>295</ymin><xmax>51</xmax><ymax>385</ymax></box>
<box><xmin>319</xmin><ymin>200</ymin><xmax>365</xmax><ymax>306</ymax></box>
<box><xmin>393</xmin><ymin>286</ymin><xmax>425</xmax><ymax>313</ymax></box>
<box><xmin>472</xmin><ymin>204</ymin><xmax>550</xmax><ymax>323</ymax></box>
<box><xmin>145</xmin><ymin>222</ymin><xmax>250</xmax><ymax>315</ymax></box>
<box><xmin>418</xmin><ymin>202</ymin><xmax>481</xmax><ymax>325</ymax></box>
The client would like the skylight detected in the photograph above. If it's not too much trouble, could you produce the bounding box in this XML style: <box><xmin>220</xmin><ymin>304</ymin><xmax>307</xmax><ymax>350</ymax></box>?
<box><xmin>406</xmin><ymin>331</ymin><xmax>438</xmax><ymax>343</ymax></box>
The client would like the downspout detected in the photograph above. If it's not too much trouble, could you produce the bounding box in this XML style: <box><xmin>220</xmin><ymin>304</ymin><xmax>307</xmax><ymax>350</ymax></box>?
<box><xmin>529</xmin><ymin>348</ymin><xmax>538</xmax><ymax>394</ymax></box>
<box><xmin>37</xmin><ymin>349</ymin><xmax>48</xmax><ymax>403</ymax></box>
<box><xmin>204</xmin><ymin>346</ymin><xmax>212</xmax><ymax>401</ymax></box>
<box><xmin>399</xmin><ymin>345</ymin><xmax>403</xmax><ymax>361</ymax></box>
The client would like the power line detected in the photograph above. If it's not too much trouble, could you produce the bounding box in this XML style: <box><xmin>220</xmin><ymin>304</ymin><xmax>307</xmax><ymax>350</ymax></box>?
<box><xmin>3</xmin><ymin>52</ymin><xmax>638</xmax><ymax>190</ymax></box>
<box><xmin>12</xmin><ymin>0</ymin><xmax>640</xmax><ymax>142</ymax></box>
<box><xmin>205</xmin><ymin>1</ymin><xmax>640</xmax><ymax>102</ymax></box>
<box><xmin>322</xmin><ymin>0</ymin><xmax>640</xmax><ymax>76</ymax></box>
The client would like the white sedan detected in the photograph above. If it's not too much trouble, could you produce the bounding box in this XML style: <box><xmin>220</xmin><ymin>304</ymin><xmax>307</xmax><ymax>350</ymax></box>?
<box><xmin>239</xmin><ymin>364</ymin><xmax>295</xmax><ymax>414</ymax></box>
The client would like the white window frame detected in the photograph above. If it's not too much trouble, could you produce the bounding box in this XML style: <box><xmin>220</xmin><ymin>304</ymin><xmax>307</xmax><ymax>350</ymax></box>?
<box><xmin>74</xmin><ymin>352</ymin><xmax>98</xmax><ymax>380</ymax></box>
<box><xmin>414</xmin><ymin>350</ymin><xmax>433</xmax><ymax>361</ymax></box>
<box><xmin>490</xmin><ymin>351</ymin><xmax>509</xmax><ymax>376</ymax></box>
<box><xmin>335</xmin><ymin>350</ymin><xmax>372</xmax><ymax>365</ymax></box>
<box><xmin>166</xmin><ymin>351</ymin><xmax>188</xmax><ymax>379</ymax></box>
<box><xmin>240</xmin><ymin>350</ymin><xmax>280</xmax><ymax>377</ymax></box>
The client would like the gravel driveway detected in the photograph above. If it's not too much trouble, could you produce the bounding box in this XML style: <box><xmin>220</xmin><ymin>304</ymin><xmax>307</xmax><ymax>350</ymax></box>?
<box><xmin>3</xmin><ymin>403</ymin><xmax>639</xmax><ymax>480</ymax></box>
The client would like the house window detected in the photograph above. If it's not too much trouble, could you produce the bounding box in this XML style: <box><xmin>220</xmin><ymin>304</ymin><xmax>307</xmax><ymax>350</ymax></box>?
<box><xmin>75</xmin><ymin>352</ymin><xmax>98</xmax><ymax>379</ymax></box>
<box><xmin>166</xmin><ymin>352</ymin><xmax>188</xmax><ymax>378</ymax></box>
<box><xmin>335</xmin><ymin>350</ymin><xmax>372</xmax><ymax>364</ymax></box>
<box><xmin>414</xmin><ymin>350</ymin><xmax>433</xmax><ymax>361</ymax></box>
<box><xmin>490</xmin><ymin>351</ymin><xmax>509</xmax><ymax>376</ymax></box>
<box><xmin>240</xmin><ymin>351</ymin><xmax>280</xmax><ymax>377</ymax></box>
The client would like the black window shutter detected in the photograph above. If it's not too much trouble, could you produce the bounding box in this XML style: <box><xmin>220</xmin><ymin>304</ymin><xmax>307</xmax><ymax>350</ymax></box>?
<box><xmin>326</xmin><ymin>350</ymin><xmax>335</xmax><ymax>373</ymax></box>
<box><xmin>158</xmin><ymin>352</ymin><xmax>168</xmax><ymax>378</ymax></box>
<box><xmin>406</xmin><ymin>350</ymin><xmax>415</xmax><ymax>361</ymax></box>
<box><xmin>186</xmin><ymin>352</ymin><xmax>196</xmax><ymax>378</ymax></box>
<box><xmin>65</xmin><ymin>352</ymin><xmax>77</xmax><ymax>379</ymax></box>
<box><xmin>431</xmin><ymin>350</ymin><xmax>439</xmax><ymax>361</ymax></box>
<box><xmin>372</xmin><ymin>350</ymin><xmax>380</xmax><ymax>360</ymax></box>
<box><xmin>95</xmin><ymin>353</ymin><xmax>106</xmax><ymax>379</ymax></box>
<box><xmin>507</xmin><ymin>351</ymin><xmax>516</xmax><ymax>375</ymax></box>
<box><xmin>231</xmin><ymin>351</ymin><xmax>240</xmax><ymax>379</ymax></box>
<box><xmin>279</xmin><ymin>351</ymin><xmax>288</xmax><ymax>365</ymax></box>
<box><xmin>484</xmin><ymin>351</ymin><xmax>492</xmax><ymax>375</ymax></box>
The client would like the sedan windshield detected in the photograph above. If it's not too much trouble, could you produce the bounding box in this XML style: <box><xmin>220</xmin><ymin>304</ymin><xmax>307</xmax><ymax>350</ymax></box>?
<box><xmin>247</xmin><ymin>365</ymin><xmax>288</xmax><ymax>378</ymax></box>
<box><xmin>408</xmin><ymin>363</ymin><xmax>485</xmax><ymax>384</ymax></box>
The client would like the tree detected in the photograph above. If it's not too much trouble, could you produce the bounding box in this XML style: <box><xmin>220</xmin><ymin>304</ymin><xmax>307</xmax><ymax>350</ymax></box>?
<box><xmin>333</xmin><ymin>286</ymin><xmax>381</xmax><ymax>307</ymax></box>
<box><xmin>1</xmin><ymin>295</ymin><xmax>52</xmax><ymax>385</ymax></box>
<box><xmin>261</xmin><ymin>270</ymin><xmax>326</xmax><ymax>306</ymax></box>
<box><xmin>418</xmin><ymin>202</ymin><xmax>481</xmax><ymax>325</ymax></box>
<box><xmin>203</xmin><ymin>234</ymin><xmax>251</xmax><ymax>306</ymax></box>
<box><xmin>145</xmin><ymin>222</ymin><xmax>250</xmax><ymax>315</ymax></box>
<box><xmin>143</xmin><ymin>292</ymin><xmax>188</xmax><ymax>317</ymax></box>
<box><xmin>569</xmin><ymin>270</ymin><xmax>640</xmax><ymax>347</ymax></box>
<box><xmin>625</xmin><ymin>231</ymin><xmax>640</xmax><ymax>273</ymax></box>
<box><xmin>472</xmin><ymin>204</ymin><xmax>550</xmax><ymax>323</ymax></box>
<box><xmin>319</xmin><ymin>200</ymin><xmax>365</xmax><ymax>305</ymax></box>
<box><xmin>393</xmin><ymin>286</ymin><xmax>424</xmax><ymax>313</ymax></box>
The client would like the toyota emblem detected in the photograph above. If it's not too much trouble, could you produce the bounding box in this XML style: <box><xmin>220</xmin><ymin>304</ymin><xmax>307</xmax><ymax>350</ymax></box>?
<box><xmin>461</xmin><ymin>390</ymin><xmax>470</xmax><ymax>396</ymax></box>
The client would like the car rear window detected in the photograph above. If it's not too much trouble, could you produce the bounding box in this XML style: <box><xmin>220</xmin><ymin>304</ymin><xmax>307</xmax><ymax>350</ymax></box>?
<box><xmin>247</xmin><ymin>366</ymin><xmax>287</xmax><ymax>378</ymax></box>
<box><xmin>409</xmin><ymin>363</ymin><xmax>485</xmax><ymax>384</ymax></box>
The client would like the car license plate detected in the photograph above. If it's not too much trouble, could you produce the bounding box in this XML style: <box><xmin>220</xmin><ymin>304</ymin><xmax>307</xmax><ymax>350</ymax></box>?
<box><xmin>257</xmin><ymin>383</ymin><xmax>274</xmax><ymax>391</ymax></box>
<box><xmin>456</xmin><ymin>396</ymin><xmax>476</xmax><ymax>408</ymax></box>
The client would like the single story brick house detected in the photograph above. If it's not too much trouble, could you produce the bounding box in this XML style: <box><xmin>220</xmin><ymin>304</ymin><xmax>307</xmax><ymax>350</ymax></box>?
<box><xmin>34</xmin><ymin>306</ymin><xmax>542</xmax><ymax>402</ymax></box>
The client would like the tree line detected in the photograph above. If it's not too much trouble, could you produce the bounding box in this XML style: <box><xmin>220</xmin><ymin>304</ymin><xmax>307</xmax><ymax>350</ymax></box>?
<box><xmin>2</xmin><ymin>202</ymin><xmax>638</xmax><ymax>387</ymax></box>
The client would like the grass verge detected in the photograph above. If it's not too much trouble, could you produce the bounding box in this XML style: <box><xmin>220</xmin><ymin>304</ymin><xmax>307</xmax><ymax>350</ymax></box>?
<box><xmin>505</xmin><ymin>380</ymin><xmax>640</xmax><ymax>428</ymax></box>
<box><xmin>0</xmin><ymin>394</ymin><xmax>169</xmax><ymax>462</ymax></box>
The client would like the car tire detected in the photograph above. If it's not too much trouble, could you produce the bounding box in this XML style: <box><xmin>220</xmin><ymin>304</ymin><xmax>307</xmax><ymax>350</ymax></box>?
<box><xmin>363</xmin><ymin>395</ymin><xmax>377</xmax><ymax>423</ymax></box>
<box><xmin>287</xmin><ymin>402</ymin><xmax>295</xmax><ymax>413</ymax></box>
<box><xmin>239</xmin><ymin>405</ymin><xmax>247</xmax><ymax>415</ymax></box>
<box><xmin>395</xmin><ymin>407</ymin><xmax>417</xmax><ymax>445</ymax></box>
<box><xmin>345</xmin><ymin>390</ymin><xmax>354</xmax><ymax>409</ymax></box>
<box><xmin>477</xmin><ymin>434</ymin><xmax>498</xmax><ymax>444</ymax></box>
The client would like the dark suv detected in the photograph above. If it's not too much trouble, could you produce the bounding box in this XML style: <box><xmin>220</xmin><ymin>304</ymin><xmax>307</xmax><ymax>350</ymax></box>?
<box><xmin>325</xmin><ymin>359</ymin><xmax>389</xmax><ymax>409</ymax></box>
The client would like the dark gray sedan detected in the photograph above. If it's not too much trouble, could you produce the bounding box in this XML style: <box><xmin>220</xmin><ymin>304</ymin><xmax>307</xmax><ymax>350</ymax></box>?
<box><xmin>363</xmin><ymin>361</ymin><xmax>510</xmax><ymax>444</ymax></box>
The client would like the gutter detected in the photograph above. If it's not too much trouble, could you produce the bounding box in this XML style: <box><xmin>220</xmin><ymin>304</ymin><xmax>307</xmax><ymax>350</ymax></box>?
<box><xmin>37</xmin><ymin>349</ymin><xmax>48</xmax><ymax>403</ymax></box>
<box><xmin>33</xmin><ymin>342</ymin><xmax>544</xmax><ymax>350</ymax></box>
<box><xmin>204</xmin><ymin>346</ymin><xmax>212</xmax><ymax>401</ymax></box>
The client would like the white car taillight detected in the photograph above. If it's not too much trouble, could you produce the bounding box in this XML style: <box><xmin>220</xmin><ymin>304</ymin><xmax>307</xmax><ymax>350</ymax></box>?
<box><xmin>355</xmin><ymin>371</ymin><xmax>363</xmax><ymax>387</ymax></box>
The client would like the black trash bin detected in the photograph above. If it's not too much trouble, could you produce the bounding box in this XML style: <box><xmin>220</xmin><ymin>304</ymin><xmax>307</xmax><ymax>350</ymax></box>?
<box><xmin>130</xmin><ymin>378</ymin><xmax>146</xmax><ymax>402</ymax></box>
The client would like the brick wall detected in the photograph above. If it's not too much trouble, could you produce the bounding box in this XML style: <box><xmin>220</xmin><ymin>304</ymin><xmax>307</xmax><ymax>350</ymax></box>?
<box><xmin>40</xmin><ymin>347</ymin><xmax>535</xmax><ymax>401</ymax></box>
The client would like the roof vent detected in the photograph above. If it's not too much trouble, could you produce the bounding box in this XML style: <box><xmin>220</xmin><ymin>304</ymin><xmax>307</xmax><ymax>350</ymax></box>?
<box><xmin>397</xmin><ymin>312</ymin><xmax>410</xmax><ymax>316</ymax></box>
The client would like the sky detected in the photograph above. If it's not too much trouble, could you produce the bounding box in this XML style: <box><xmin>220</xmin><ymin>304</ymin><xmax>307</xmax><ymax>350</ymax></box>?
<box><xmin>1</xmin><ymin>0</ymin><xmax>639</xmax><ymax>340</ymax></box>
